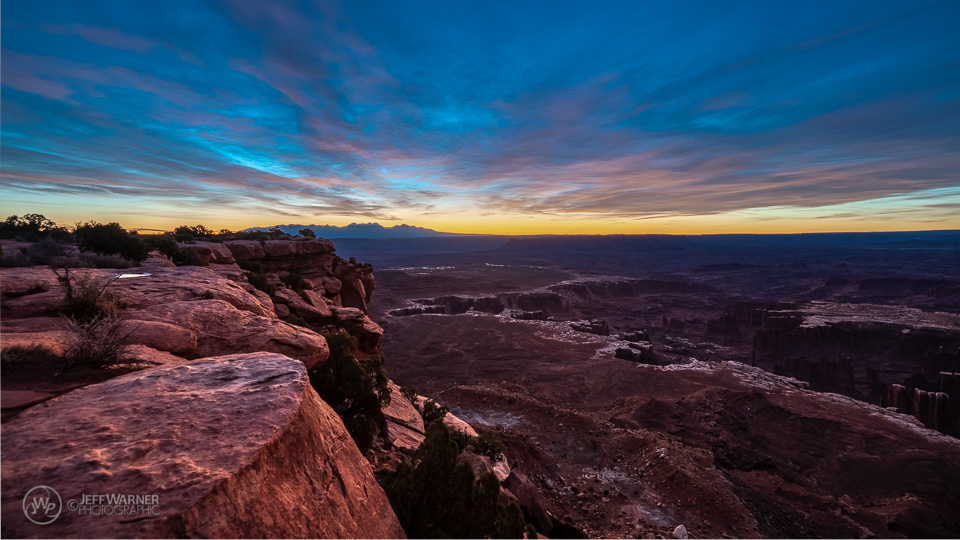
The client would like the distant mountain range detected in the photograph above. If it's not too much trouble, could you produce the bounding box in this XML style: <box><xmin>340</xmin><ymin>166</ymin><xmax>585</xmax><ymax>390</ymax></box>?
<box><xmin>246</xmin><ymin>223</ymin><xmax>463</xmax><ymax>239</ymax></box>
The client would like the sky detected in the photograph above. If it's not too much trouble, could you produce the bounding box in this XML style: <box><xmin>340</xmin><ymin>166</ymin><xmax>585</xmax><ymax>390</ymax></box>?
<box><xmin>2</xmin><ymin>0</ymin><xmax>959</xmax><ymax>235</ymax></box>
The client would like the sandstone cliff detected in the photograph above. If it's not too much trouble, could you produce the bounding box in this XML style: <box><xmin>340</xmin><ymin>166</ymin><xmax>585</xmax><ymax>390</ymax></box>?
<box><xmin>1</xmin><ymin>353</ymin><xmax>405</xmax><ymax>539</ymax></box>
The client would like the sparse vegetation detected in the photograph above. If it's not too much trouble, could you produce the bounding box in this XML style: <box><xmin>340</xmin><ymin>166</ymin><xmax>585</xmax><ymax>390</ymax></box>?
<box><xmin>298</xmin><ymin>228</ymin><xmax>316</xmax><ymax>238</ymax></box>
<box><xmin>378</xmin><ymin>421</ymin><xmax>527</xmax><ymax>538</ymax></box>
<box><xmin>400</xmin><ymin>384</ymin><xmax>419</xmax><ymax>403</ymax></box>
<box><xmin>0</xmin><ymin>214</ymin><xmax>69</xmax><ymax>241</ymax></box>
<box><xmin>280</xmin><ymin>272</ymin><xmax>309</xmax><ymax>292</ymax></box>
<box><xmin>419</xmin><ymin>398</ymin><xmax>450</xmax><ymax>425</ymax></box>
<box><xmin>143</xmin><ymin>234</ymin><xmax>181</xmax><ymax>259</ymax></box>
<box><xmin>174</xmin><ymin>224</ymin><xmax>213</xmax><ymax>238</ymax></box>
<box><xmin>74</xmin><ymin>221</ymin><xmax>149</xmax><ymax>263</ymax></box>
<box><xmin>281</xmin><ymin>313</ymin><xmax>309</xmax><ymax>328</ymax></box>
<box><xmin>59</xmin><ymin>314</ymin><xmax>136</xmax><ymax>372</ymax></box>
<box><xmin>54</xmin><ymin>267</ymin><xmax>122</xmax><ymax>321</ymax></box>
<box><xmin>309</xmin><ymin>330</ymin><xmax>390</xmax><ymax>452</ymax></box>
<box><xmin>471</xmin><ymin>430</ymin><xmax>507</xmax><ymax>463</ymax></box>
<box><xmin>244</xmin><ymin>271</ymin><xmax>276</xmax><ymax>296</ymax></box>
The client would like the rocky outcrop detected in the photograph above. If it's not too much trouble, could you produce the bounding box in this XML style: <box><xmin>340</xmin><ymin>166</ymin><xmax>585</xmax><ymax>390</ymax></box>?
<box><xmin>128</xmin><ymin>299</ymin><xmax>329</xmax><ymax>368</ymax></box>
<box><xmin>615</xmin><ymin>342</ymin><xmax>656</xmax><ymax>364</ymax></box>
<box><xmin>177</xmin><ymin>241</ymin><xmax>236</xmax><ymax>265</ymax></box>
<box><xmin>216</xmin><ymin>239</ymin><xmax>375</xmax><ymax>312</ymax></box>
<box><xmin>884</xmin><ymin>372</ymin><xmax>960</xmax><ymax>437</ymax></box>
<box><xmin>388</xmin><ymin>278</ymin><xmax>715</xmax><ymax>318</ymax></box>
<box><xmin>333</xmin><ymin>307</ymin><xmax>384</xmax><ymax>354</ymax></box>
<box><xmin>752</xmin><ymin>302</ymin><xmax>960</xmax><ymax>407</ymax></box>
<box><xmin>0</xmin><ymin>353</ymin><xmax>405</xmax><ymax>539</ymax></box>
<box><xmin>382</xmin><ymin>381</ymin><xmax>425</xmax><ymax>452</ymax></box>
<box><xmin>570</xmin><ymin>319</ymin><xmax>609</xmax><ymax>336</ymax></box>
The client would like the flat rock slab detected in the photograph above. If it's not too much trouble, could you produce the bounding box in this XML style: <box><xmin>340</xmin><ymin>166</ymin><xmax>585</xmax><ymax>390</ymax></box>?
<box><xmin>382</xmin><ymin>381</ymin><xmax>425</xmax><ymax>452</ymax></box>
<box><xmin>1</xmin><ymin>353</ymin><xmax>405</xmax><ymax>539</ymax></box>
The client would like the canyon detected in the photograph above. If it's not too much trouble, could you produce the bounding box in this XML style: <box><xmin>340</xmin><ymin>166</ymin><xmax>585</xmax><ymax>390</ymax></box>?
<box><xmin>2</xmin><ymin>231</ymin><xmax>959</xmax><ymax>538</ymax></box>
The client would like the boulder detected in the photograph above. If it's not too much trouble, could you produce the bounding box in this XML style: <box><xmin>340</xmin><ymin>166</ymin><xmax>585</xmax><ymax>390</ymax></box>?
<box><xmin>263</xmin><ymin>240</ymin><xmax>297</xmax><ymax>258</ymax></box>
<box><xmin>333</xmin><ymin>307</ymin><xmax>383</xmax><ymax>354</ymax></box>
<box><xmin>382</xmin><ymin>381</ymin><xmax>425</xmax><ymax>452</ymax></box>
<box><xmin>300</xmin><ymin>289</ymin><xmax>333</xmax><ymax>315</ymax></box>
<box><xmin>120</xmin><ymin>320</ymin><xmax>198</xmax><ymax>356</ymax></box>
<box><xmin>274</xmin><ymin>288</ymin><xmax>330</xmax><ymax>323</ymax></box>
<box><xmin>443</xmin><ymin>411</ymin><xmax>479</xmax><ymax>438</ymax></box>
<box><xmin>0</xmin><ymin>331</ymin><xmax>71</xmax><ymax>357</ymax></box>
<box><xmin>222</xmin><ymin>240</ymin><xmax>266</xmax><ymax>261</ymax></box>
<box><xmin>0</xmin><ymin>353</ymin><xmax>405</xmax><ymax>539</ymax></box>
<box><xmin>460</xmin><ymin>450</ymin><xmax>511</xmax><ymax>482</ymax></box>
<box><xmin>322</xmin><ymin>276</ymin><xmax>343</xmax><ymax>296</ymax></box>
<box><xmin>504</xmin><ymin>470</ymin><xmax>553</xmax><ymax>533</ymax></box>
<box><xmin>128</xmin><ymin>300</ymin><xmax>329</xmax><ymax>369</ymax></box>
<box><xmin>177</xmin><ymin>241</ymin><xmax>236</xmax><ymax>265</ymax></box>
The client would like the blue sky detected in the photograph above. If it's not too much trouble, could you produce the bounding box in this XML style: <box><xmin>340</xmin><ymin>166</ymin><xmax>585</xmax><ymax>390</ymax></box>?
<box><xmin>2</xmin><ymin>0</ymin><xmax>958</xmax><ymax>233</ymax></box>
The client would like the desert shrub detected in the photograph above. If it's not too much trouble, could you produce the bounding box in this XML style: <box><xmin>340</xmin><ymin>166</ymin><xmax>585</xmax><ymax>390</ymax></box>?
<box><xmin>310</xmin><ymin>331</ymin><xmax>390</xmax><ymax>452</ymax></box>
<box><xmin>472</xmin><ymin>430</ymin><xmax>507</xmax><ymax>463</ymax></box>
<box><xmin>143</xmin><ymin>234</ymin><xmax>180</xmax><ymax>259</ymax></box>
<box><xmin>280</xmin><ymin>272</ymin><xmax>309</xmax><ymax>292</ymax></box>
<box><xmin>54</xmin><ymin>268</ymin><xmax>121</xmax><ymax>321</ymax></box>
<box><xmin>220</xmin><ymin>227</ymin><xmax>290</xmax><ymax>241</ymax></box>
<box><xmin>298</xmin><ymin>228</ymin><xmax>316</xmax><ymax>238</ymax></box>
<box><xmin>0</xmin><ymin>251</ymin><xmax>31</xmax><ymax>267</ymax></box>
<box><xmin>87</xmin><ymin>253</ymin><xmax>136</xmax><ymax>268</ymax></box>
<box><xmin>378</xmin><ymin>421</ymin><xmax>526</xmax><ymax>538</ymax></box>
<box><xmin>281</xmin><ymin>313</ymin><xmax>309</xmax><ymax>328</ymax></box>
<box><xmin>244</xmin><ymin>271</ymin><xmax>276</xmax><ymax>296</ymax></box>
<box><xmin>74</xmin><ymin>222</ymin><xmax>149</xmax><ymax>263</ymax></box>
<box><xmin>60</xmin><ymin>314</ymin><xmax>135</xmax><ymax>371</ymax></box>
<box><xmin>0</xmin><ymin>214</ymin><xmax>69</xmax><ymax>240</ymax></box>
<box><xmin>171</xmin><ymin>250</ymin><xmax>207</xmax><ymax>266</ymax></box>
<box><xmin>174</xmin><ymin>224</ymin><xmax>213</xmax><ymax>238</ymax></box>
<box><xmin>419</xmin><ymin>398</ymin><xmax>450</xmax><ymax>426</ymax></box>
<box><xmin>24</xmin><ymin>237</ymin><xmax>71</xmax><ymax>266</ymax></box>
<box><xmin>400</xmin><ymin>384</ymin><xmax>418</xmax><ymax>403</ymax></box>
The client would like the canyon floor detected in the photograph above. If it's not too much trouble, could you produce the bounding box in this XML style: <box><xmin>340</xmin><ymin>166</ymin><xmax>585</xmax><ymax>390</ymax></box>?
<box><xmin>356</xmin><ymin>232</ymin><xmax>960</xmax><ymax>538</ymax></box>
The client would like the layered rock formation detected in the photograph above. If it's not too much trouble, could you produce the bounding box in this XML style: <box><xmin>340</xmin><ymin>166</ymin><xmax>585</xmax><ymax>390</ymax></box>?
<box><xmin>178</xmin><ymin>239</ymin><xmax>375</xmax><ymax>312</ymax></box>
<box><xmin>389</xmin><ymin>278</ymin><xmax>714</xmax><ymax>318</ymax></box>
<box><xmin>0</xmin><ymin>353</ymin><xmax>405</xmax><ymax>539</ymax></box>
<box><xmin>748</xmin><ymin>302</ymin><xmax>960</xmax><ymax>400</ymax></box>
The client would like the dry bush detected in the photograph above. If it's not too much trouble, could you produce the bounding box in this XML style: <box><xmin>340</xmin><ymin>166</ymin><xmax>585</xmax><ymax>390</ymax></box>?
<box><xmin>54</xmin><ymin>267</ymin><xmax>122</xmax><ymax>320</ymax></box>
<box><xmin>60</xmin><ymin>314</ymin><xmax>136</xmax><ymax>371</ymax></box>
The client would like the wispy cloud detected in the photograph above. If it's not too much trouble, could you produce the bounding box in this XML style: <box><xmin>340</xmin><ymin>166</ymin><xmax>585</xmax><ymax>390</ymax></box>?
<box><xmin>1</xmin><ymin>0</ymin><xmax>958</xmax><ymax>231</ymax></box>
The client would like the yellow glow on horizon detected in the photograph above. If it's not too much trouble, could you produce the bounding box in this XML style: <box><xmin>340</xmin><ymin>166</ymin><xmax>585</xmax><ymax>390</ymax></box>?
<box><xmin>3</xmin><ymin>196</ymin><xmax>958</xmax><ymax>236</ymax></box>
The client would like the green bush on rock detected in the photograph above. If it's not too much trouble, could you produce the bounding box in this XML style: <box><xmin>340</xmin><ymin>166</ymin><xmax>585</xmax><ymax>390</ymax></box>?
<box><xmin>378</xmin><ymin>421</ymin><xmax>527</xmax><ymax>538</ymax></box>
<box><xmin>309</xmin><ymin>331</ymin><xmax>389</xmax><ymax>452</ymax></box>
